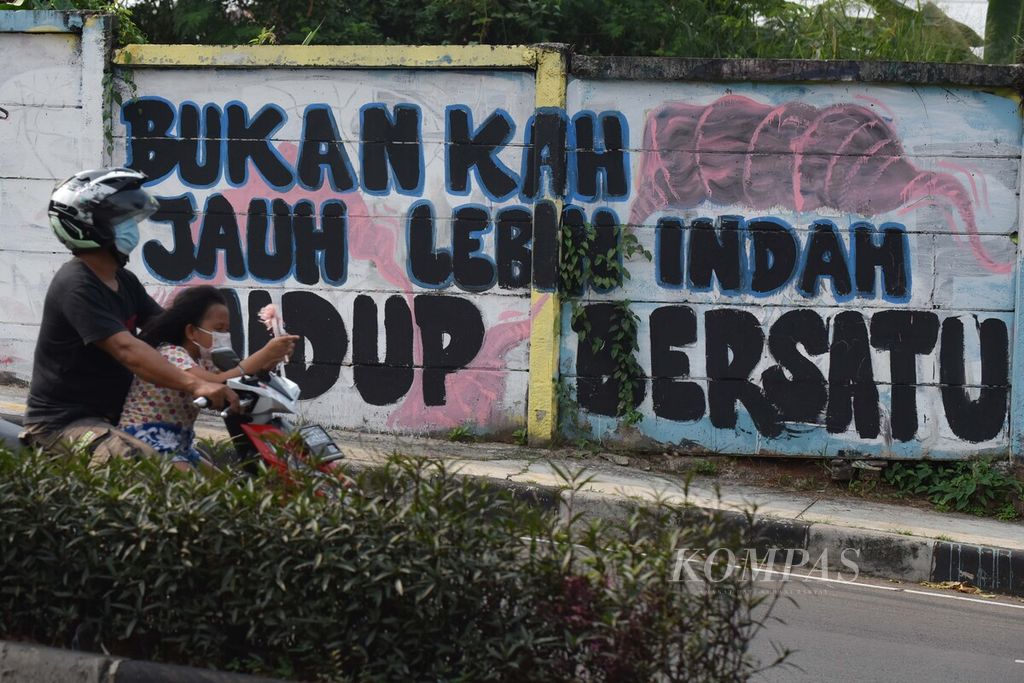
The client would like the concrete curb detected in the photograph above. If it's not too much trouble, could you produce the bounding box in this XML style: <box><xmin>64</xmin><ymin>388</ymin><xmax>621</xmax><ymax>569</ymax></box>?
<box><xmin>375</xmin><ymin>462</ymin><xmax>1024</xmax><ymax>598</ymax></box>
<box><xmin>0</xmin><ymin>640</ymin><xmax>286</xmax><ymax>683</ymax></box>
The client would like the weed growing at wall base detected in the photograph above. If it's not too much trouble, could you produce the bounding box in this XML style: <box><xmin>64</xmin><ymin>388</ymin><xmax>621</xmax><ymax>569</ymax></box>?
<box><xmin>0</xmin><ymin>446</ymin><xmax>787</xmax><ymax>681</ymax></box>
<box><xmin>445</xmin><ymin>423</ymin><xmax>474</xmax><ymax>442</ymax></box>
<box><xmin>883</xmin><ymin>458</ymin><xmax>1023</xmax><ymax>518</ymax></box>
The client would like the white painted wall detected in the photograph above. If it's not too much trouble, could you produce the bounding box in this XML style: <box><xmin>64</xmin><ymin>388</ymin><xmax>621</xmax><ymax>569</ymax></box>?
<box><xmin>0</xmin><ymin>13</ymin><xmax>108</xmax><ymax>381</ymax></box>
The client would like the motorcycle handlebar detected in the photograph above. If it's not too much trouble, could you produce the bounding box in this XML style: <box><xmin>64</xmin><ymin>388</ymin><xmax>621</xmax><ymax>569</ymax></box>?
<box><xmin>193</xmin><ymin>396</ymin><xmax>255</xmax><ymax>417</ymax></box>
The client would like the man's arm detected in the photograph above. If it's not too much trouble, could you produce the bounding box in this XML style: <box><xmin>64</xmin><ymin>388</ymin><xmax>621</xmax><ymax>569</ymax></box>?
<box><xmin>96</xmin><ymin>331</ymin><xmax>239</xmax><ymax>410</ymax></box>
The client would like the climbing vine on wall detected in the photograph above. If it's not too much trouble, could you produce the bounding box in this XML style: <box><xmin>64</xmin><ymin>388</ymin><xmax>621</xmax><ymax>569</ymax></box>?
<box><xmin>559</xmin><ymin>222</ymin><xmax>651</xmax><ymax>426</ymax></box>
<box><xmin>102</xmin><ymin>55</ymin><xmax>137</xmax><ymax>162</ymax></box>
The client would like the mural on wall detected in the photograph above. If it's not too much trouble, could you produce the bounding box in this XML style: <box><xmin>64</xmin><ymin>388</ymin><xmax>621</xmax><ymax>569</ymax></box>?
<box><xmin>108</xmin><ymin>71</ymin><xmax>551</xmax><ymax>432</ymax></box>
<box><xmin>0</xmin><ymin>29</ymin><xmax>1019</xmax><ymax>457</ymax></box>
<box><xmin>563</xmin><ymin>83</ymin><xmax>1020</xmax><ymax>457</ymax></box>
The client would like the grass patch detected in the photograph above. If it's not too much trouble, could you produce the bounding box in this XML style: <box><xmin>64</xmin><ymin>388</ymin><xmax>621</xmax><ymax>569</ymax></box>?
<box><xmin>691</xmin><ymin>458</ymin><xmax>720</xmax><ymax>476</ymax></box>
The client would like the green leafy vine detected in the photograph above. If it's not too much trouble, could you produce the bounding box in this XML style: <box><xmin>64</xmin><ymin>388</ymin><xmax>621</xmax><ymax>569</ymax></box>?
<box><xmin>101</xmin><ymin>60</ymin><xmax>137</xmax><ymax>162</ymax></box>
<box><xmin>559</xmin><ymin>222</ymin><xmax>651</xmax><ymax>426</ymax></box>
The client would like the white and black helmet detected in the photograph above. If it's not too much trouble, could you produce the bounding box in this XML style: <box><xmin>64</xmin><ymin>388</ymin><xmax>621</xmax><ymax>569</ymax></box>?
<box><xmin>48</xmin><ymin>168</ymin><xmax>159</xmax><ymax>252</ymax></box>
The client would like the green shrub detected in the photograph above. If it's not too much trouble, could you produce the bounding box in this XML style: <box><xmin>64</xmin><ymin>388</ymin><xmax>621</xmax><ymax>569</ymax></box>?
<box><xmin>883</xmin><ymin>458</ymin><xmax>1023</xmax><ymax>518</ymax></box>
<box><xmin>0</xmin><ymin>447</ymin><xmax>784</xmax><ymax>681</ymax></box>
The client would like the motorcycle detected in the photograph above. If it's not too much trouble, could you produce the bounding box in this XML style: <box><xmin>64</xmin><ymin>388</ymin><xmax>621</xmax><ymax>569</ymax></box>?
<box><xmin>196</xmin><ymin>347</ymin><xmax>350</xmax><ymax>493</ymax></box>
<box><xmin>0</xmin><ymin>348</ymin><xmax>350</xmax><ymax>493</ymax></box>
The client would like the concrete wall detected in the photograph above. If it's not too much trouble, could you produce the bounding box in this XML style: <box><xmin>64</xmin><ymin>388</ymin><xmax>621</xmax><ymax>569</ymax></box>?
<box><xmin>107</xmin><ymin>60</ymin><xmax>539</xmax><ymax>435</ymax></box>
<box><xmin>0</xmin><ymin>11</ymin><xmax>109</xmax><ymax>383</ymax></box>
<box><xmin>0</xmin><ymin>11</ymin><xmax>1021</xmax><ymax>459</ymax></box>
<box><xmin>563</xmin><ymin>66</ymin><xmax>1022</xmax><ymax>459</ymax></box>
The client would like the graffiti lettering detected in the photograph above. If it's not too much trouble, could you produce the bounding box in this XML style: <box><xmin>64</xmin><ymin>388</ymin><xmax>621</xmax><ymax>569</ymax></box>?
<box><xmin>939</xmin><ymin>317</ymin><xmax>1010</xmax><ymax>442</ymax></box>
<box><xmin>573</xmin><ymin>303</ymin><xmax>647</xmax><ymax>418</ymax></box>
<box><xmin>104</xmin><ymin>87</ymin><xmax>1015</xmax><ymax>454</ymax></box>
<box><xmin>649</xmin><ymin>305</ymin><xmax>703</xmax><ymax>421</ymax></box>
<box><xmin>869</xmin><ymin>311</ymin><xmax>940</xmax><ymax>442</ymax></box>
<box><xmin>576</xmin><ymin>304</ymin><xmax>1009</xmax><ymax>444</ymax></box>
<box><xmin>352</xmin><ymin>294</ymin><xmax>414</xmax><ymax>405</ymax></box>
<box><xmin>125</xmin><ymin>99</ymin><xmax>626</xmax><ymax>202</ymax></box>
<box><xmin>655</xmin><ymin>216</ymin><xmax>909</xmax><ymax>300</ymax></box>
<box><xmin>144</xmin><ymin>194</ymin><xmax>347</xmax><ymax>285</ymax></box>
<box><xmin>562</xmin><ymin>205</ymin><xmax>620</xmax><ymax>294</ymax></box>
<box><xmin>360</xmin><ymin>103</ymin><xmax>423</xmax><ymax>195</ymax></box>
<box><xmin>632</xmin><ymin>94</ymin><xmax>1011</xmax><ymax>274</ymax></box>
<box><xmin>763</xmin><ymin>309</ymin><xmax>828</xmax><ymax>424</ymax></box>
<box><xmin>224</xmin><ymin>288</ymin><xmax>485</xmax><ymax>405</ymax></box>
<box><xmin>297</xmin><ymin>105</ymin><xmax>358</xmax><ymax>192</ymax></box>
<box><xmin>446</xmin><ymin>106</ymin><xmax>518</xmax><ymax>200</ymax></box>
<box><xmin>521</xmin><ymin>108</ymin><xmax>568</xmax><ymax>200</ymax></box>
<box><xmin>570</xmin><ymin>111</ymin><xmax>629</xmax><ymax>201</ymax></box>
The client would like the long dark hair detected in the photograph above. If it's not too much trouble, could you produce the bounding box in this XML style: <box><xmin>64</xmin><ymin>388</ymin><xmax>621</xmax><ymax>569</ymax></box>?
<box><xmin>141</xmin><ymin>286</ymin><xmax>226</xmax><ymax>347</ymax></box>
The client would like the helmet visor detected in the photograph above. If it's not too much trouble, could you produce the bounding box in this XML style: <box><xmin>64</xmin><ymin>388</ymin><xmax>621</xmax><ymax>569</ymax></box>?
<box><xmin>103</xmin><ymin>187</ymin><xmax>160</xmax><ymax>224</ymax></box>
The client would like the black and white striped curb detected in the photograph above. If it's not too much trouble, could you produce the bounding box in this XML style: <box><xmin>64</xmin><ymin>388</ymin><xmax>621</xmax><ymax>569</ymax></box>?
<box><xmin>443</xmin><ymin>470</ymin><xmax>1024</xmax><ymax>598</ymax></box>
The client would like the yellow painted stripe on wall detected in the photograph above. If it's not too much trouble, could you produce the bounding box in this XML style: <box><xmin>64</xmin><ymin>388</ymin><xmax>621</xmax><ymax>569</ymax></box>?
<box><xmin>115</xmin><ymin>44</ymin><xmax>536</xmax><ymax>68</ymax></box>
<box><xmin>533</xmin><ymin>49</ymin><xmax>567</xmax><ymax>109</ymax></box>
<box><xmin>526</xmin><ymin>47</ymin><xmax>568</xmax><ymax>446</ymax></box>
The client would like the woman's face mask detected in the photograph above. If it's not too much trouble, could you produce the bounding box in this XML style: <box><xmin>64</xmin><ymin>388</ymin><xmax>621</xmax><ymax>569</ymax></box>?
<box><xmin>112</xmin><ymin>218</ymin><xmax>140</xmax><ymax>256</ymax></box>
<box><xmin>194</xmin><ymin>327</ymin><xmax>233</xmax><ymax>361</ymax></box>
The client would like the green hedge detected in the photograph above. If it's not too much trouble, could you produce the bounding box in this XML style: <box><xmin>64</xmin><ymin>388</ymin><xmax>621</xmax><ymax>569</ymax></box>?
<box><xmin>0</xmin><ymin>448</ymin><xmax>782</xmax><ymax>681</ymax></box>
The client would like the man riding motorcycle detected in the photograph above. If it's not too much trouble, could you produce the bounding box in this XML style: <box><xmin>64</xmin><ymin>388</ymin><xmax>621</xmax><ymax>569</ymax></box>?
<box><xmin>19</xmin><ymin>168</ymin><xmax>238</xmax><ymax>463</ymax></box>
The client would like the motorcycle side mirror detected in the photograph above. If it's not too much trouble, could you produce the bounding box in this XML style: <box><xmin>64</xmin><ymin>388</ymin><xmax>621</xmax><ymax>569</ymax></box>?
<box><xmin>211</xmin><ymin>347</ymin><xmax>242</xmax><ymax>372</ymax></box>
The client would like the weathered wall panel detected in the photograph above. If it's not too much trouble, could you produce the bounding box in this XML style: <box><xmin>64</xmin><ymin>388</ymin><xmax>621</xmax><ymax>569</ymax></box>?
<box><xmin>106</xmin><ymin>66</ymin><xmax>538</xmax><ymax>434</ymax></box>
<box><xmin>0</xmin><ymin>33</ymin><xmax>82</xmax><ymax>108</ymax></box>
<box><xmin>562</xmin><ymin>78</ymin><xmax>1021</xmax><ymax>458</ymax></box>
<box><xmin>0</xmin><ymin>12</ymin><xmax>108</xmax><ymax>384</ymax></box>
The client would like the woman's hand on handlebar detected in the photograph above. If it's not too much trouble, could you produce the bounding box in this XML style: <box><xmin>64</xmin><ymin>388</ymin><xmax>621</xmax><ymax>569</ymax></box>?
<box><xmin>246</xmin><ymin>334</ymin><xmax>300</xmax><ymax>372</ymax></box>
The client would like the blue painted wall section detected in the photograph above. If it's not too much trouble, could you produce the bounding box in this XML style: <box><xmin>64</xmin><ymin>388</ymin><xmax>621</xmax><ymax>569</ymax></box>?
<box><xmin>561</xmin><ymin>83</ymin><xmax>1022</xmax><ymax>460</ymax></box>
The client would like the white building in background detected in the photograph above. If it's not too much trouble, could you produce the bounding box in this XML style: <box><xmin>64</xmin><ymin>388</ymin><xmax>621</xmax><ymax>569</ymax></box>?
<box><xmin>933</xmin><ymin>0</ymin><xmax>988</xmax><ymax>37</ymax></box>
<box><xmin>802</xmin><ymin>0</ymin><xmax>990</xmax><ymax>55</ymax></box>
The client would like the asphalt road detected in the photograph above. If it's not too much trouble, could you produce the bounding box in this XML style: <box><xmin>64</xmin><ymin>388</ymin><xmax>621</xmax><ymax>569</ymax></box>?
<box><xmin>751</xmin><ymin>573</ymin><xmax>1024</xmax><ymax>682</ymax></box>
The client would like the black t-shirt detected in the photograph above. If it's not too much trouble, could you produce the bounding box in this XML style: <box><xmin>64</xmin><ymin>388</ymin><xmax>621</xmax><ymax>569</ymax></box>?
<box><xmin>26</xmin><ymin>259</ymin><xmax>162</xmax><ymax>427</ymax></box>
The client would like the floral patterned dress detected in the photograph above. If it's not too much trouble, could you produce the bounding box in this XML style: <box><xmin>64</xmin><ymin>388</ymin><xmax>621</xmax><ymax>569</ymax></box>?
<box><xmin>118</xmin><ymin>343</ymin><xmax>205</xmax><ymax>465</ymax></box>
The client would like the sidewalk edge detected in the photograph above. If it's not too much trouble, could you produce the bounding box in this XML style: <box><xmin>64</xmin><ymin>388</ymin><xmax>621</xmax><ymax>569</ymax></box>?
<box><xmin>397</xmin><ymin>461</ymin><xmax>1024</xmax><ymax>598</ymax></box>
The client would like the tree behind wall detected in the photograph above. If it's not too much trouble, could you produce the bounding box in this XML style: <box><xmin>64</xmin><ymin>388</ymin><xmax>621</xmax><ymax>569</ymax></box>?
<box><xmin>121</xmin><ymin>0</ymin><xmax>985</xmax><ymax>62</ymax></box>
<box><xmin>1</xmin><ymin>1</ymin><xmax>1006</xmax><ymax>62</ymax></box>
<box><xmin>985</xmin><ymin>0</ymin><xmax>1024</xmax><ymax>62</ymax></box>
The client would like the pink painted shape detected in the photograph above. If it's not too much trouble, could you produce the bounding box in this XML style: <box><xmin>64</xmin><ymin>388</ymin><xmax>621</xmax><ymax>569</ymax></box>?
<box><xmin>387</xmin><ymin>294</ymin><xmax>546</xmax><ymax>430</ymax></box>
<box><xmin>936</xmin><ymin>160</ymin><xmax>988</xmax><ymax>215</ymax></box>
<box><xmin>631</xmin><ymin>94</ymin><xmax>1011</xmax><ymax>274</ymax></box>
